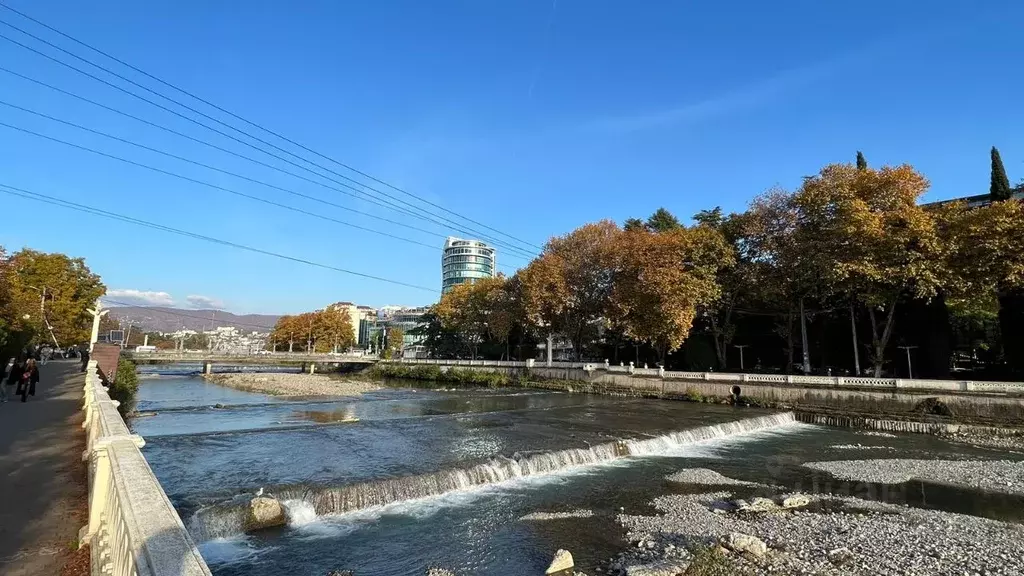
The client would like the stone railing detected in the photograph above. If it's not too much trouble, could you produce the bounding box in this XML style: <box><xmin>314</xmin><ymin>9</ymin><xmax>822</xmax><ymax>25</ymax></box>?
<box><xmin>384</xmin><ymin>358</ymin><xmax>1024</xmax><ymax>395</ymax></box>
<box><xmin>81</xmin><ymin>361</ymin><xmax>212</xmax><ymax>576</ymax></box>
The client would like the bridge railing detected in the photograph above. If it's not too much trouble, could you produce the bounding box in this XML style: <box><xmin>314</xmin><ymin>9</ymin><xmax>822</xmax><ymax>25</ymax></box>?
<box><xmin>129</xmin><ymin>350</ymin><xmax>376</xmax><ymax>360</ymax></box>
<box><xmin>383</xmin><ymin>358</ymin><xmax>1024</xmax><ymax>395</ymax></box>
<box><xmin>81</xmin><ymin>361</ymin><xmax>211</xmax><ymax>576</ymax></box>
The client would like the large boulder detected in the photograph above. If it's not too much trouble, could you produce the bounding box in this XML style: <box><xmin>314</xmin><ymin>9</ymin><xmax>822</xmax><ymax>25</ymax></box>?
<box><xmin>545</xmin><ymin>549</ymin><xmax>574</xmax><ymax>575</ymax></box>
<box><xmin>720</xmin><ymin>532</ymin><xmax>767</xmax><ymax>557</ymax></box>
<box><xmin>781</xmin><ymin>494</ymin><xmax>811</xmax><ymax>509</ymax></box>
<box><xmin>245</xmin><ymin>496</ymin><xmax>286</xmax><ymax>531</ymax></box>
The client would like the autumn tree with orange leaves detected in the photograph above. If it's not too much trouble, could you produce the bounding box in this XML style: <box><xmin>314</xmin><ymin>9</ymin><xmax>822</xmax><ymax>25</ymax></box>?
<box><xmin>610</xmin><ymin>225</ymin><xmax>732</xmax><ymax>362</ymax></box>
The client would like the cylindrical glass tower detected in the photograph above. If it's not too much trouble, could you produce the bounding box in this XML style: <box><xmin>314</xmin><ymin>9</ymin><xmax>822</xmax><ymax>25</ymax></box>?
<box><xmin>441</xmin><ymin>237</ymin><xmax>496</xmax><ymax>293</ymax></box>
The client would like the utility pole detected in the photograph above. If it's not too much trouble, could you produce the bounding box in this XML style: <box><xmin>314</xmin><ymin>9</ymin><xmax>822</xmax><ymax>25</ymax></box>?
<box><xmin>898</xmin><ymin>345</ymin><xmax>918</xmax><ymax>379</ymax></box>
<box><xmin>123</xmin><ymin>318</ymin><xmax>135</xmax><ymax>349</ymax></box>
<box><xmin>734</xmin><ymin>344</ymin><xmax>750</xmax><ymax>371</ymax></box>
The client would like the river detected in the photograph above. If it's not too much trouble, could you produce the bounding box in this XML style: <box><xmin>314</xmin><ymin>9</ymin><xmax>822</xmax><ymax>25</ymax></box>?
<box><xmin>133</xmin><ymin>366</ymin><xmax>1022</xmax><ymax>575</ymax></box>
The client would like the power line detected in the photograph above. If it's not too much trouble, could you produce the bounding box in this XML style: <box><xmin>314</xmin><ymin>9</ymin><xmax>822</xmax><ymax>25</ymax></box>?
<box><xmin>0</xmin><ymin>1</ymin><xmax>541</xmax><ymax>252</ymax></box>
<box><xmin>0</xmin><ymin>101</ymin><xmax>455</xmax><ymax>238</ymax></box>
<box><xmin>0</xmin><ymin>114</ymin><xmax>525</xmax><ymax>267</ymax></box>
<box><xmin>0</xmin><ymin>30</ymin><xmax>536</xmax><ymax>258</ymax></box>
<box><xmin>0</xmin><ymin>65</ymin><xmax>531</xmax><ymax>261</ymax></box>
<box><xmin>102</xmin><ymin>298</ymin><xmax>277</xmax><ymax>331</ymax></box>
<box><xmin>0</xmin><ymin>182</ymin><xmax>440</xmax><ymax>293</ymax></box>
<box><xmin>0</xmin><ymin>118</ymin><xmax>453</xmax><ymax>252</ymax></box>
<box><xmin>0</xmin><ymin>12</ymin><xmax>542</xmax><ymax>256</ymax></box>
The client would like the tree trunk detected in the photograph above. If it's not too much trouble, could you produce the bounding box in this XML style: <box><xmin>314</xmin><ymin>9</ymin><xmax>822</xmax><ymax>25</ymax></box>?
<box><xmin>799</xmin><ymin>297</ymin><xmax>811</xmax><ymax>374</ymax></box>
<box><xmin>849</xmin><ymin>302</ymin><xmax>861</xmax><ymax>376</ymax></box>
<box><xmin>710</xmin><ymin>305</ymin><xmax>732</xmax><ymax>370</ymax></box>
<box><xmin>868</xmin><ymin>299</ymin><xmax>899</xmax><ymax>378</ymax></box>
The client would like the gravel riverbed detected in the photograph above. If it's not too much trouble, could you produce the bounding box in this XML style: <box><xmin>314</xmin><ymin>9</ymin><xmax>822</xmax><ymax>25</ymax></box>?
<box><xmin>614</xmin><ymin>489</ymin><xmax>1024</xmax><ymax>575</ymax></box>
<box><xmin>804</xmin><ymin>459</ymin><xmax>1024</xmax><ymax>495</ymax></box>
<box><xmin>204</xmin><ymin>373</ymin><xmax>379</xmax><ymax>397</ymax></box>
<box><xmin>665</xmin><ymin>468</ymin><xmax>764</xmax><ymax>487</ymax></box>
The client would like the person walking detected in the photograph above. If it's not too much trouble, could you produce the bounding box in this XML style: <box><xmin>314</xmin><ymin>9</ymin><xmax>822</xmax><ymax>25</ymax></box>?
<box><xmin>16</xmin><ymin>358</ymin><xmax>40</xmax><ymax>402</ymax></box>
<box><xmin>0</xmin><ymin>357</ymin><xmax>12</xmax><ymax>403</ymax></box>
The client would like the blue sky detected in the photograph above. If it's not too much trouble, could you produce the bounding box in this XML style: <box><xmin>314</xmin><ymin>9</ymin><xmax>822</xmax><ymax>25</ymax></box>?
<box><xmin>0</xmin><ymin>0</ymin><xmax>1021</xmax><ymax>314</ymax></box>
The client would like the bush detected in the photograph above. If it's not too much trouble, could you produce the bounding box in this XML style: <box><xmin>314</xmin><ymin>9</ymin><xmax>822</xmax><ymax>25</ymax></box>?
<box><xmin>683</xmin><ymin>387</ymin><xmax>705</xmax><ymax>403</ymax></box>
<box><xmin>109</xmin><ymin>357</ymin><xmax>139</xmax><ymax>416</ymax></box>
<box><xmin>366</xmin><ymin>363</ymin><xmax>516</xmax><ymax>387</ymax></box>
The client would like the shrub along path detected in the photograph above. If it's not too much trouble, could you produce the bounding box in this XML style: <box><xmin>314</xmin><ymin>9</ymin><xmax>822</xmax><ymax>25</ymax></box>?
<box><xmin>0</xmin><ymin>360</ymin><xmax>89</xmax><ymax>576</ymax></box>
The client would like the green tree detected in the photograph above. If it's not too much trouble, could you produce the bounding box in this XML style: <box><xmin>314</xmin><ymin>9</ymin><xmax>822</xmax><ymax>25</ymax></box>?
<box><xmin>856</xmin><ymin>151</ymin><xmax>868</xmax><ymax>170</ymax></box>
<box><xmin>645</xmin><ymin>208</ymin><xmax>682</xmax><ymax>233</ymax></box>
<box><xmin>8</xmin><ymin>249</ymin><xmax>105</xmax><ymax>347</ymax></box>
<box><xmin>991</xmin><ymin>146</ymin><xmax>1013</xmax><ymax>201</ymax></box>
<box><xmin>409</xmin><ymin>311</ymin><xmax>461</xmax><ymax>358</ymax></box>
<box><xmin>623</xmin><ymin>217</ymin><xmax>646</xmax><ymax>232</ymax></box>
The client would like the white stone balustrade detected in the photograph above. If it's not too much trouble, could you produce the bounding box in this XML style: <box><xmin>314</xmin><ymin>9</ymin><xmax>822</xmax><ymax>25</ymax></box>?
<box><xmin>80</xmin><ymin>361</ymin><xmax>212</xmax><ymax>576</ymax></box>
<box><xmin>385</xmin><ymin>358</ymin><xmax>1024</xmax><ymax>395</ymax></box>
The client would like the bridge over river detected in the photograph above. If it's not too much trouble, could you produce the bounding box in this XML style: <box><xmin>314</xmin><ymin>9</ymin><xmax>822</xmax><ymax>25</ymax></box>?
<box><xmin>127</xmin><ymin>351</ymin><xmax>378</xmax><ymax>373</ymax></box>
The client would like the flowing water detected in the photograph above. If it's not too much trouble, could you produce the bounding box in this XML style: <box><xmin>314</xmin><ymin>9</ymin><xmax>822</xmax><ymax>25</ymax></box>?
<box><xmin>136</xmin><ymin>367</ymin><xmax>1023</xmax><ymax>576</ymax></box>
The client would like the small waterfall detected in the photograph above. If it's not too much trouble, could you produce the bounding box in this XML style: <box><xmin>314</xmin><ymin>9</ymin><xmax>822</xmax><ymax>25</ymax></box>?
<box><xmin>190</xmin><ymin>412</ymin><xmax>795</xmax><ymax>539</ymax></box>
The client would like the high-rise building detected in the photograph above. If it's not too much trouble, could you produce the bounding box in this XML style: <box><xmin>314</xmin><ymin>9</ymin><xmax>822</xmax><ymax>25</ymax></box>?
<box><xmin>441</xmin><ymin>237</ymin><xmax>496</xmax><ymax>294</ymax></box>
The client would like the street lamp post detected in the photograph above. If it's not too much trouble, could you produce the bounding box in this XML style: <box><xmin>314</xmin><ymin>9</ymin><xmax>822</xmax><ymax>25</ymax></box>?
<box><xmin>734</xmin><ymin>344</ymin><xmax>750</xmax><ymax>371</ymax></box>
<box><xmin>87</xmin><ymin>299</ymin><xmax>108</xmax><ymax>352</ymax></box>
<box><xmin>898</xmin><ymin>345</ymin><xmax>918</xmax><ymax>379</ymax></box>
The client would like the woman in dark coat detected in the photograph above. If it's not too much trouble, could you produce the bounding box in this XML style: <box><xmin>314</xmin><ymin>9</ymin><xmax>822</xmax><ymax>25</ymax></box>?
<box><xmin>17</xmin><ymin>358</ymin><xmax>40</xmax><ymax>402</ymax></box>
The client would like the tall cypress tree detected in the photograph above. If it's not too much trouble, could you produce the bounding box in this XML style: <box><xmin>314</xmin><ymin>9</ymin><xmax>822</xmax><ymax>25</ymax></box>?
<box><xmin>990</xmin><ymin>146</ymin><xmax>1012</xmax><ymax>201</ymax></box>
<box><xmin>856</xmin><ymin>151</ymin><xmax>867</xmax><ymax>170</ymax></box>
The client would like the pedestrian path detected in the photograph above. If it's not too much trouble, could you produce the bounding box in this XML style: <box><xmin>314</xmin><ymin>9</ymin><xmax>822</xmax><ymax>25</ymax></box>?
<box><xmin>0</xmin><ymin>360</ymin><xmax>87</xmax><ymax>575</ymax></box>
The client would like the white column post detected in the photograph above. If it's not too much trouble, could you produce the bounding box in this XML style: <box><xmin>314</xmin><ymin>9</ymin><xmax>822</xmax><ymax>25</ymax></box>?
<box><xmin>87</xmin><ymin>299</ymin><xmax>108</xmax><ymax>353</ymax></box>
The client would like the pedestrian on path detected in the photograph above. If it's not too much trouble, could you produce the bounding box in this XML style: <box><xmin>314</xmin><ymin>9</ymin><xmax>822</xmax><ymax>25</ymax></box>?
<box><xmin>16</xmin><ymin>358</ymin><xmax>39</xmax><ymax>402</ymax></box>
<box><xmin>0</xmin><ymin>358</ymin><xmax>12</xmax><ymax>403</ymax></box>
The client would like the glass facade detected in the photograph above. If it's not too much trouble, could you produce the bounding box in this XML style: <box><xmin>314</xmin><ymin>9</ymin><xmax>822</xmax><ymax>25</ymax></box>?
<box><xmin>441</xmin><ymin>237</ymin><xmax>496</xmax><ymax>293</ymax></box>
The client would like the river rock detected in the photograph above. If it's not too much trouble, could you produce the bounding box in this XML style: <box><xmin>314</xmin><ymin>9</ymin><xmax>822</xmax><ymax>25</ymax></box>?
<box><xmin>781</xmin><ymin>494</ymin><xmax>811</xmax><ymax>508</ymax></box>
<box><xmin>245</xmin><ymin>496</ymin><xmax>286</xmax><ymax>531</ymax></box>
<box><xmin>738</xmin><ymin>497</ymin><xmax>776</xmax><ymax>512</ymax></box>
<box><xmin>827</xmin><ymin>546</ymin><xmax>855</xmax><ymax>566</ymax></box>
<box><xmin>720</xmin><ymin>532</ymin><xmax>767</xmax><ymax>557</ymax></box>
<box><xmin>545</xmin><ymin>549</ymin><xmax>574</xmax><ymax>575</ymax></box>
<box><xmin>425</xmin><ymin>569</ymin><xmax>455</xmax><ymax>576</ymax></box>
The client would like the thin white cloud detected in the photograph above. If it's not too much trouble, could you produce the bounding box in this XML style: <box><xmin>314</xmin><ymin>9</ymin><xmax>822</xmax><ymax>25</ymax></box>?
<box><xmin>186</xmin><ymin>295</ymin><xmax>225</xmax><ymax>309</ymax></box>
<box><xmin>104</xmin><ymin>289</ymin><xmax>176</xmax><ymax>307</ymax></box>
<box><xmin>584</xmin><ymin>49</ymin><xmax>864</xmax><ymax>134</ymax></box>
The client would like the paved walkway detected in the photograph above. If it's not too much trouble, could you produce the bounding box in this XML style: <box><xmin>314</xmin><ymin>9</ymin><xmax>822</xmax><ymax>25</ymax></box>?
<box><xmin>0</xmin><ymin>360</ymin><xmax>88</xmax><ymax>575</ymax></box>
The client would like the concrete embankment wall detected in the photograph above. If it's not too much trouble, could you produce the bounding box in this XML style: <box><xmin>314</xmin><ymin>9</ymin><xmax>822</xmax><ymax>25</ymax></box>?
<box><xmin>390</xmin><ymin>362</ymin><xmax>1024</xmax><ymax>426</ymax></box>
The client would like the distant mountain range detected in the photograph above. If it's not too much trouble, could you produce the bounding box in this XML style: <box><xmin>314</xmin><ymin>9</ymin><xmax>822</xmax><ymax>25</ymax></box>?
<box><xmin>107</xmin><ymin>307</ymin><xmax>280</xmax><ymax>334</ymax></box>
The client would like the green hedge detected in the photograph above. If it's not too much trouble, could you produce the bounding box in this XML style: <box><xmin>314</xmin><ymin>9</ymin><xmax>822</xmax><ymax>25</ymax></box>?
<box><xmin>366</xmin><ymin>363</ymin><xmax>523</xmax><ymax>387</ymax></box>
<box><xmin>109</xmin><ymin>357</ymin><xmax>139</xmax><ymax>416</ymax></box>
